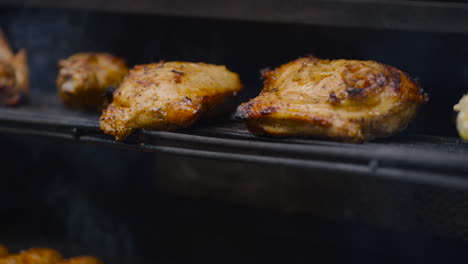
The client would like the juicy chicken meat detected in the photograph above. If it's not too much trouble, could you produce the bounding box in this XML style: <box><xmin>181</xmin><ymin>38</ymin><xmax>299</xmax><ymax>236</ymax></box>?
<box><xmin>57</xmin><ymin>53</ymin><xmax>128</xmax><ymax>110</ymax></box>
<box><xmin>0</xmin><ymin>29</ymin><xmax>29</xmax><ymax>106</ymax></box>
<box><xmin>100</xmin><ymin>61</ymin><xmax>243</xmax><ymax>140</ymax></box>
<box><xmin>0</xmin><ymin>246</ymin><xmax>103</xmax><ymax>264</ymax></box>
<box><xmin>236</xmin><ymin>56</ymin><xmax>428</xmax><ymax>142</ymax></box>
<box><xmin>454</xmin><ymin>94</ymin><xmax>468</xmax><ymax>140</ymax></box>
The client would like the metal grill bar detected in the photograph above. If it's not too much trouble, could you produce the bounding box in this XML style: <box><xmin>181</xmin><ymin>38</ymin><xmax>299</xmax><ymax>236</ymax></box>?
<box><xmin>0</xmin><ymin>94</ymin><xmax>467</xmax><ymax>191</ymax></box>
<box><xmin>1</xmin><ymin>0</ymin><xmax>468</xmax><ymax>34</ymax></box>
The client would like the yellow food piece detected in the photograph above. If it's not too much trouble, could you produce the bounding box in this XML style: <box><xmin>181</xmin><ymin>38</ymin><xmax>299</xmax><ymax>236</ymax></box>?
<box><xmin>454</xmin><ymin>94</ymin><xmax>468</xmax><ymax>140</ymax></box>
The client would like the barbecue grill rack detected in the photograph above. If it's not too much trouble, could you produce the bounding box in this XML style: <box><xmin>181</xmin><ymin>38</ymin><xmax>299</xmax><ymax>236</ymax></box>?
<box><xmin>2</xmin><ymin>1</ymin><xmax>468</xmax><ymax>260</ymax></box>
<box><xmin>2</xmin><ymin>0</ymin><xmax>468</xmax><ymax>34</ymax></box>
<box><xmin>1</xmin><ymin>93</ymin><xmax>467</xmax><ymax>191</ymax></box>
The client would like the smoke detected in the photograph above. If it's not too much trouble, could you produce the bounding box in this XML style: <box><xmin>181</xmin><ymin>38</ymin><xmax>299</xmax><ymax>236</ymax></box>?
<box><xmin>1</xmin><ymin>8</ymin><xmax>91</xmax><ymax>94</ymax></box>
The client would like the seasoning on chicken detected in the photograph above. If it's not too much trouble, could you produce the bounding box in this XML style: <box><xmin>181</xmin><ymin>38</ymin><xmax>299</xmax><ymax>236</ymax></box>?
<box><xmin>0</xmin><ymin>245</ymin><xmax>7</xmax><ymax>257</ymax></box>
<box><xmin>57</xmin><ymin>53</ymin><xmax>128</xmax><ymax>110</ymax></box>
<box><xmin>100</xmin><ymin>61</ymin><xmax>243</xmax><ymax>140</ymax></box>
<box><xmin>236</xmin><ymin>56</ymin><xmax>428</xmax><ymax>142</ymax></box>
<box><xmin>0</xmin><ymin>29</ymin><xmax>29</xmax><ymax>106</ymax></box>
<box><xmin>0</xmin><ymin>248</ymin><xmax>63</xmax><ymax>264</ymax></box>
<box><xmin>454</xmin><ymin>94</ymin><xmax>468</xmax><ymax>140</ymax></box>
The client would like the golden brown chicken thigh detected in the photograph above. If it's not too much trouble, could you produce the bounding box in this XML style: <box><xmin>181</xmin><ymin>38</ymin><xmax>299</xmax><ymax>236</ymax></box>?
<box><xmin>0</xmin><ymin>29</ymin><xmax>29</xmax><ymax>106</ymax></box>
<box><xmin>236</xmin><ymin>56</ymin><xmax>428</xmax><ymax>142</ymax></box>
<box><xmin>100</xmin><ymin>61</ymin><xmax>243</xmax><ymax>140</ymax></box>
<box><xmin>57</xmin><ymin>53</ymin><xmax>128</xmax><ymax>110</ymax></box>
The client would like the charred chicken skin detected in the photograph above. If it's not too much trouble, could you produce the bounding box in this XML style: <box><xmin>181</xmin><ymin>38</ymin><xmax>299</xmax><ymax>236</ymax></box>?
<box><xmin>100</xmin><ymin>61</ymin><xmax>243</xmax><ymax>140</ymax></box>
<box><xmin>0</xmin><ymin>246</ymin><xmax>103</xmax><ymax>264</ymax></box>
<box><xmin>57</xmin><ymin>53</ymin><xmax>128</xmax><ymax>110</ymax></box>
<box><xmin>0</xmin><ymin>29</ymin><xmax>29</xmax><ymax>106</ymax></box>
<box><xmin>236</xmin><ymin>56</ymin><xmax>428</xmax><ymax>142</ymax></box>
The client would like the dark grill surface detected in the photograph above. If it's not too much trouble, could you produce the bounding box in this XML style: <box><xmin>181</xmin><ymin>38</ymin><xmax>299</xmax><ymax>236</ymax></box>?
<box><xmin>1</xmin><ymin>93</ymin><xmax>467</xmax><ymax>191</ymax></box>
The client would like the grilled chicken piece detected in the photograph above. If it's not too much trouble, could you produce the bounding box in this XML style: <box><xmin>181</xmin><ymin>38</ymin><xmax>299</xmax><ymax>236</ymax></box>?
<box><xmin>236</xmin><ymin>56</ymin><xmax>428</xmax><ymax>142</ymax></box>
<box><xmin>57</xmin><ymin>53</ymin><xmax>128</xmax><ymax>110</ymax></box>
<box><xmin>454</xmin><ymin>94</ymin><xmax>468</xmax><ymax>140</ymax></box>
<box><xmin>0</xmin><ymin>248</ymin><xmax>63</xmax><ymax>264</ymax></box>
<box><xmin>0</xmin><ymin>245</ymin><xmax>7</xmax><ymax>257</ymax></box>
<box><xmin>100</xmin><ymin>61</ymin><xmax>243</xmax><ymax>140</ymax></box>
<box><xmin>0</xmin><ymin>29</ymin><xmax>29</xmax><ymax>106</ymax></box>
<box><xmin>58</xmin><ymin>256</ymin><xmax>103</xmax><ymax>264</ymax></box>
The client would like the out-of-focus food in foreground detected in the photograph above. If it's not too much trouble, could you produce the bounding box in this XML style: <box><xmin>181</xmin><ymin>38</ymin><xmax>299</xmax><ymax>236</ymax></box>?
<box><xmin>0</xmin><ymin>29</ymin><xmax>29</xmax><ymax>106</ymax></box>
<box><xmin>100</xmin><ymin>61</ymin><xmax>243</xmax><ymax>140</ymax></box>
<box><xmin>454</xmin><ymin>94</ymin><xmax>468</xmax><ymax>140</ymax></box>
<box><xmin>236</xmin><ymin>56</ymin><xmax>428</xmax><ymax>142</ymax></box>
<box><xmin>0</xmin><ymin>247</ymin><xmax>62</xmax><ymax>264</ymax></box>
<box><xmin>57</xmin><ymin>53</ymin><xmax>128</xmax><ymax>110</ymax></box>
<box><xmin>0</xmin><ymin>245</ymin><xmax>103</xmax><ymax>264</ymax></box>
<box><xmin>58</xmin><ymin>256</ymin><xmax>103</xmax><ymax>264</ymax></box>
<box><xmin>0</xmin><ymin>245</ymin><xmax>7</xmax><ymax>257</ymax></box>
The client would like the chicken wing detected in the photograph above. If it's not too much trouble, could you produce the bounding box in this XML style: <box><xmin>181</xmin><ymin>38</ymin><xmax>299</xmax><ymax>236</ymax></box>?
<box><xmin>100</xmin><ymin>61</ymin><xmax>243</xmax><ymax>140</ymax></box>
<box><xmin>57</xmin><ymin>53</ymin><xmax>128</xmax><ymax>110</ymax></box>
<box><xmin>0</xmin><ymin>248</ymin><xmax>63</xmax><ymax>264</ymax></box>
<box><xmin>236</xmin><ymin>56</ymin><xmax>428</xmax><ymax>142</ymax></box>
<box><xmin>0</xmin><ymin>245</ymin><xmax>7</xmax><ymax>257</ymax></box>
<box><xmin>454</xmin><ymin>94</ymin><xmax>468</xmax><ymax>140</ymax></box>
<box><xmin>0</xmin><ymin>29</ymin><xmax>29</xmax><ymax>106</ymax></box>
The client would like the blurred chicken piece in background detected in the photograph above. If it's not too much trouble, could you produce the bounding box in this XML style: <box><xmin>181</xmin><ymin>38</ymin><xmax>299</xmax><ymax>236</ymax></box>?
<box><xmin>0</xmin><ymin>29</ymin><xmax>29</xmax><ymax>106</ymax></box>
<box><xmin>57</xmin><ymin>53</ymin><xmax>128</xmax><ymax>110</ymax></box>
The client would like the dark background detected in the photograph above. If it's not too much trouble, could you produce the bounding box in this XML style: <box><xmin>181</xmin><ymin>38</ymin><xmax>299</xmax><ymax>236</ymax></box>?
<box><xmin>0</xmin><ymin>6</ymin><xmax>468</xmax><ymax>263</ymax></box>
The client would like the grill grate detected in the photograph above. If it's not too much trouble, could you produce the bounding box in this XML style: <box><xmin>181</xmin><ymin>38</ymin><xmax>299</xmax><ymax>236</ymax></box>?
<box><xmin>1</xmin><ymin>93</ymin><xmax>468</xmax><ymax>190</ymax></box>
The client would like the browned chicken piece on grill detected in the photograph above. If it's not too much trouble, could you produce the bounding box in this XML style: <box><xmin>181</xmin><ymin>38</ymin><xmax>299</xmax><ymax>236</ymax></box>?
<box><xmin>0</xmin><ymin>29</ymin><xmax>29</xmax><ymax>106</ymax></box>
<box><xmin>58</xmin><ymin>256</ymin><xmax>103</xmax><ymax>264</ymax></box>
<box><xmin>236</xmin><ymin>56</ymin><xmax>428</xmax><ymax>142</ymax></box>
<box><xmin>57</xmin><ymin>53</ymin><xmax>129</xmax><ymax>110</ymax></box>
<box><xmin>100</xmin><ymin>61</ymin><xmax>243</xmax><ymax>140</ymax></box>
<box><xmin>0</xmin><ymin>245</ymin><xmax>8</xmax><ymax>257</ymax></box>
<box><xmin>0</xmin><ymin>248</ymin><xmax>63</xmax><ymax>264</ymax></box>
